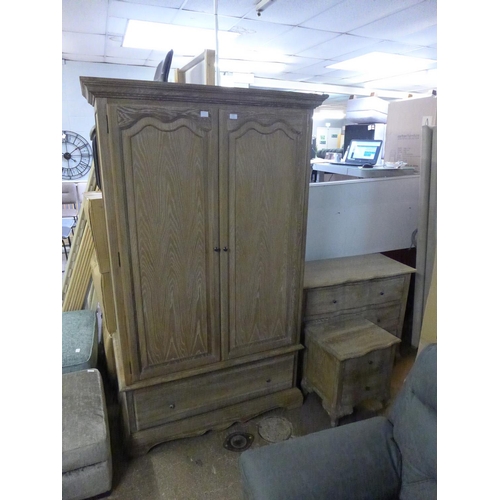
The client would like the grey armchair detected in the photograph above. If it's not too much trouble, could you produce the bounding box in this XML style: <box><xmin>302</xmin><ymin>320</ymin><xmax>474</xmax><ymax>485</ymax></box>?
<box><xmin>239</xmin><ymin>343</ymin><xmax>437</xmax><ymax>499</ymax></box>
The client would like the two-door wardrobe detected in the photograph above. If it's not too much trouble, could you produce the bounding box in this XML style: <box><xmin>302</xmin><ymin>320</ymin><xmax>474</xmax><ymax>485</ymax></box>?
<box><xmin>81</xmin><ymin>77</ymin><xmax>327</xmax><ymax>455</ymax></box>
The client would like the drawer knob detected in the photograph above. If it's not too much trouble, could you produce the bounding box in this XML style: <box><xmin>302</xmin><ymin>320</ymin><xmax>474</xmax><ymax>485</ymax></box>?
<box><xmin>266</xmin><ymin>379</ymin><xmax>271</xmax><ymax>383</ymax></box>
<box><xmin>214</xmin><ymin>247</ymin><xmax>221</xmax><ymax>252</ymax></box>
<box><xmin>368</xmin><ymin>360</ymin><xmax>373</xmax><ymax>365</ymax></box>
<box><xmin>380</xmin><ymin>291</ymin><xmax>384</xmax><ymax>295</ymax></box>
<box><xmin>365</xmin><ymin>386</ymin><xmax>371</xmax><ymax>391</ymax></box>
<box><xmin>332</xmin><ymin>300</ymin><xmax>337</xmax><ymax>304</ymax></box>
<box><xmin>169</xmin><ymin>403</ymin><xmax>176</xmax><ymax>409</ymax></box>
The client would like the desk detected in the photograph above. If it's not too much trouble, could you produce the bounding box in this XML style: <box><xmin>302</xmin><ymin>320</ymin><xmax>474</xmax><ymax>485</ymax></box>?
<box><xmin>311</xmin><ymin>159</ymin><xmax>416</xmax><ymax>181</ymax></box>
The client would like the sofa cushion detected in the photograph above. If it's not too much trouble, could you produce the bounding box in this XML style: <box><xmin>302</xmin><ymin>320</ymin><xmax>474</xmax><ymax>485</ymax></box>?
<box><xmin>389</xmin><ymin>343</ymin><xmax>437</xmax><ymax>499</ymax></box>
<box><xmin>62</xmin><ymin>369</ymin><xmax>111</xmax><ymax>473</ymax></box>
<box><xmin>62</xmin><ymin>310</ymin><xmax>98</xmax><ymax>373</ymax></box>
<box><xmin>240</xmin><ymin>416</ymin><xmax>400</xmax><ymax>500</ymax></box>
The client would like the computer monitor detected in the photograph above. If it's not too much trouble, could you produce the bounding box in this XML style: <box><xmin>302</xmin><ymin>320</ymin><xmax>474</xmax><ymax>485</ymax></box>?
<box><xmin>344</xmin><ymin>139</ymin><xmax>383</xmax><ymax>165</ymax></box>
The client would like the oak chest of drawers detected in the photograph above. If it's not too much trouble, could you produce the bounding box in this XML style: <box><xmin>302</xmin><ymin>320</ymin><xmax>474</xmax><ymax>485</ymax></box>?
<box><xmin>302</xmin><ymin>317</ymin><xmax>400</xmax><ymax>425</ymax></box>
<box><xmin>303</xmin><ymin>253</ymin><xmax>415</xmax><ymax>339</ymax></box>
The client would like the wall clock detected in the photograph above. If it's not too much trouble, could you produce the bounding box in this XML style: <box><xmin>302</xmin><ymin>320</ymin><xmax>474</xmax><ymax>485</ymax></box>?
<box><xmin>62</xmin><ymin>130</ymin><xmax>92</xmax><ymax>179</ymax></box>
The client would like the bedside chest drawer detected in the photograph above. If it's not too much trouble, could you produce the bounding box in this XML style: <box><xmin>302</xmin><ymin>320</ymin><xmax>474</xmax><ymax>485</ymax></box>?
<box><xmin>340</xmin><ymin>348</ymin><xmax>394</xmax><ymax>407</ymax></box>
<box><xmin>305</xmin><ymin>276</ymin><xmax>407</xmax><ymax>317</ymax></box>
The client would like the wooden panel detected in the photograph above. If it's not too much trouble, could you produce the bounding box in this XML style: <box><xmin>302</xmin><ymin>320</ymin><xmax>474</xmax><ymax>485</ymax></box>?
<box><xmin>304</xmin><ymin>253</ymin><xmax>415</xmax><ymax>289</ymax></box>
<box><xmin>219</xmin><ymin>108</ymin><xmax>310</xmax><ymax>358</ymax></box>
<box><xmin>132</xmin><ymin>354</ymin><xmax>295</xmax><ymax>431</ymax></box>
<box><xmin>112</xmin><ymin>104</ymin><xmax>221</xmax><ymax>380</ymax></box>
<box><xmin>305</xmin><ymin>276</ymin><xmax>406</xmax><ymax>317</ymax></box>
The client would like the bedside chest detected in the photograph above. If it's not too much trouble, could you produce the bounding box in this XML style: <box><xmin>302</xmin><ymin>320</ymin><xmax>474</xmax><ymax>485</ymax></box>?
<box><xmin>303</xmin><ymin>253</ymin><xmax>415</xmax><ymax>339</ymax></box>
<box><xmin>302</xmin><ymin>317</ymin><xmax>401</xmax><ymax>426</ymax></box>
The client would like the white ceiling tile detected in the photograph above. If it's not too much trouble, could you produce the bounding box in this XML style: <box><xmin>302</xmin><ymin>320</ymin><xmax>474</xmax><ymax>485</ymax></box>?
<box><xmin>62</xmin><ymin>32</ymin><xmax>106</xmax><ymax>56</ymax></box>
<box><xmin>302</xmin><ymin>0</ymin><xmax>425</xmax><ymax>33</ymax></box>
<box><xmin>121</xmin><ymin>0</ymin><xmax>186</xmax><ymax>7</ymax></box>
<box><xmin>63</xmin><ymin>53</ymin><xmax>105</xmax><ymax>63</ymax></box>
<box><xmin>405</xmin><ymin>46</ymin><xmax>437</xmax><ymax>60</ymax></box>
<box><xmin>171</xmin><ymin>10</ymin><xmax>240</xmax><ymax>31</ymax></box>
<box><xmin>298</xmin><ymin>34</ymin><xmax>378</xmax><ymax>60</ymax></box>
<box><xmin>62</xmin><ymin>0</ymin><xmax>108</xmax><ymax>33</ymax></box>
<box><xmin>244</xmin><ymin>0</ymin><xmax>343</xmax><ymax>24</ymax></box>
<box><xmin>62</xmin><ymin>0</ymin><xmax>438</xmax><ymax>96</ymax></box>
<box><xmin>224</xmin><ymin>18</ymin><xmax>293</xmax><ymax>50</ymax></box>
<box><xmin>107</xmin><ymin>16</ymin><xmax>129</xmax><ymax>35</ymax></box>
<box><xmin>259</xmin><ymin>27</ymin><xmax>340</xmax><ymax>55</ymax></box>
<box><xmin>183</xmin><ymin>0</ymin><xmax>256</xmax><ymax>18</ymax></box>
<box><xmin>104</xmin><ymin>56</ymin><xmax>149</xmax><ymax>66</ymax></box>
<box><xmin>351</xmin><ymin>1</ymin><xmax>437</xmax><ymax>41</ymax></box>
<box><xmin>398</xmin><ymin>25</ymin><xmax>437</xmax><ymax>46</ymax></box>
<box><xmin>105</xmin><ymin>36</ymin><xmax>152</xmax><ymax>59</ymax></box>
<box><xmin>108</xmin><ymin>0</ymin><xmax>178</xmax><ymax>23</ymax></box>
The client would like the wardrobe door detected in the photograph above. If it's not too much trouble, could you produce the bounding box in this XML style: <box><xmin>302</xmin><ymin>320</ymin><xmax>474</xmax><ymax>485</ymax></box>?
<box><xmin>219</xmin><ymin>107</ymin><xmax>311</xmax><ymax>359</ymax></box>
<box><xmin>106</xmin><ymin>104</ymin><xmax>221</xmax><ymax>381</ymax></box>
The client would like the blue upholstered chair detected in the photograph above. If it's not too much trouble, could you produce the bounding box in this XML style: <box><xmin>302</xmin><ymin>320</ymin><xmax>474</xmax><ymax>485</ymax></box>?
<box><xmin>239</xmin><ymin>343</ymin><xmax>437</xmax><ymax>500</ymax></box>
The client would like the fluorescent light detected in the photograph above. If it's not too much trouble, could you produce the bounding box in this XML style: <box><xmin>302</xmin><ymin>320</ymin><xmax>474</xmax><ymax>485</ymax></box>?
<box><xmin>327</xmin><ymin>52</ymin><xmax>435</xmax><ymax>79</ymax></box>
<box><xmin>123</xmin><ymin>20</ymin><xmax>240</xmax><ymax>55</ymax></box>
<box><xmin>313</xmin><ymin>109</ymin><xmax>346</xmax><ymax>120</ymax></box>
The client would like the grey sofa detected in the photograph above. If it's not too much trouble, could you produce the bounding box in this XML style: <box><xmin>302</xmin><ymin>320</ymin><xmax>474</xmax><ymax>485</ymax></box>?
<box><xmin>239</xmin><ymin>343</ymin><xmax>437</xmax><ymax>499</ymax></box>
<box><xmin>62</xmin><ymin>369</ymin><xmax>112</xmax><ymax>500</ymax></box>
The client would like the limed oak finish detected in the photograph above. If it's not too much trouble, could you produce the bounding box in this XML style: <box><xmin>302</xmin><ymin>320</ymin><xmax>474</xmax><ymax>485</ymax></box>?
<box><xmin>303</xmin><ymin>253</ymin><xmax>415</xmax><ymax>339</ymax></box>
<box><xmin>81</xmin><ymin>77</ymin><xmax>327</xmax><ymax>455</ymax></box>
<box><xmin>302</xmin><ymin>317</ymin><xmax>400</xmax><ymax>425</ymax></box>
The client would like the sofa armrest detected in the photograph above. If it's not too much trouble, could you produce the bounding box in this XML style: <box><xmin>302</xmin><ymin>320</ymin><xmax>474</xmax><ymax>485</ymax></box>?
<box><xmin>239</xmin><ymin>416</ymin><xmax>401</xmax><ymax>500</ymax></box>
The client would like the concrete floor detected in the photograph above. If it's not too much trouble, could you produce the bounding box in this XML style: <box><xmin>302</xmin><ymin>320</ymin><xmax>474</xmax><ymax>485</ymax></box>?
<box><xmin>94</xmin><ymin>347</ymin><xmax>416</xmax><ymax>500</ymax></box>
<box><xmin>62</xmin><ymin>252</ymin><xmax>416</xmax><ymax>500</ymax></box>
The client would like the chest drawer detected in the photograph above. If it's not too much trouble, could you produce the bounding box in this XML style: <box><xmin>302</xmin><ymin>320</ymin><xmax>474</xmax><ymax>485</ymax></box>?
<box><xmin>304</xmin><ymin>276</ymin><xmax>406</xmax><ymax>318</ymax></box>
<box><xmin>130</xmin><ymin>354</ymin><xmax>295</xmax><ymax>431</ymax></box>
<box><xmin>305</xmin><ymin>303</ymin><xmax>402</xmax><ymax>337</ymax></box>
<box><xmin>340</xmin><ymin>347</ymin><xmax>395</xmax><ymax>406</ymax></box>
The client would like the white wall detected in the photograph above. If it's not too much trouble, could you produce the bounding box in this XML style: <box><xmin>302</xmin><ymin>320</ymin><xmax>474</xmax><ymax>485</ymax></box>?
<box><xmin>305</xmin><ymin>176</ymin><xmax>420</xmax><ymax>261</ymax></box>
<box><xmin>62</xmin><ymin>61</ymin><xmax>155</xmax><ymax>180</ymax></box>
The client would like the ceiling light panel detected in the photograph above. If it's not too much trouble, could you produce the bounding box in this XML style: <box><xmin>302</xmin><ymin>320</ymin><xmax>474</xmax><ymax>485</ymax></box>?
<box><xmin>123</xmin><ymin>20</ymin><xmax>240</xmax><ymax>55</ymax></box>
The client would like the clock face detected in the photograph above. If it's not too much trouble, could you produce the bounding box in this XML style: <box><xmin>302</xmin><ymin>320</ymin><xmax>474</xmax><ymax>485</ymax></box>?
<box><xmin>62</xmin><ymin>130</ymin><xmax>92</xmax><ymax>180</ymax></box>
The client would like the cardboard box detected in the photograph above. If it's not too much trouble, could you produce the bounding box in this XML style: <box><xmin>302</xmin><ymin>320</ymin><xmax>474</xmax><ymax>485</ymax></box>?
<box><xmin>84</xmin><ymin>192</ymin><xmax>110</xmax><ymax>273</ymax></box>
<box><xmin>346</xmin><ymin>96</ymin><xmax>388</xmax><ymax>124</ymax></box>
<box><xmin>384</xmin><ymin>96</ymin><xmax>437</xmax><ymax>174</ymax></box>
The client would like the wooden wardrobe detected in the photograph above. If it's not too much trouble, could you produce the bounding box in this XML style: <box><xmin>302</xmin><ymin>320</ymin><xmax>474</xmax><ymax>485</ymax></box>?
<box><xmin>81</xmin><ymin>77</ymin><xmax>327</xmax><ymax>455</ymax></box>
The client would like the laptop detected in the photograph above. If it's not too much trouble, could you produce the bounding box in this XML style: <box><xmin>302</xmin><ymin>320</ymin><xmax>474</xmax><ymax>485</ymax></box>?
<box><xmin>343</xmin><ymin>139</ymin><xmax>383</xmax><ymax>166</ymax></box>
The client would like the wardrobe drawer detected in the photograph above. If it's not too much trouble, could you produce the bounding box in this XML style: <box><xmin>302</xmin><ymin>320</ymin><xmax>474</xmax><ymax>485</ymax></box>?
<box><xmin>304</xmin><ymin>276</ymin><xmax>406</xmax><ymax>318</ymax></box>
<box><xmin>131</xmin><ymin>354</ymin><xmax>295</xmax><ymax>431</ymax></box>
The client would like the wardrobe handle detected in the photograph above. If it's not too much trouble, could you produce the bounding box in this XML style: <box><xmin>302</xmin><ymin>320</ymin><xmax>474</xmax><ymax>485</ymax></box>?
<box><xmin>214</xmin><ymin>247</ymin><xmax>221</xmax><ymax>252</ymax></box>
<box><xmin>223</xmin><ymin>247</ymin><xmax>228</xmax><ymax>252</ymax></box>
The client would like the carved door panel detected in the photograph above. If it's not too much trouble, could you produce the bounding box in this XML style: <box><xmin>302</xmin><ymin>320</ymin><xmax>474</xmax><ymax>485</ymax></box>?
<box><xmin>108</xmin><ymin>104</ymin><xmax>221</xmax><ymax>381</ymax></box>
<box><xmin>218</xmin><ymin>107</ymin><xmax>310</xmax><ymax>359</ymax></box>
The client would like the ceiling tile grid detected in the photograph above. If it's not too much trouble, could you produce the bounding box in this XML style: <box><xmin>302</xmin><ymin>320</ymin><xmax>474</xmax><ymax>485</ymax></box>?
<box><xmin>62</xmin><ymin>0</ymin><xmax>437</xmax><ymax>102</ymax></box>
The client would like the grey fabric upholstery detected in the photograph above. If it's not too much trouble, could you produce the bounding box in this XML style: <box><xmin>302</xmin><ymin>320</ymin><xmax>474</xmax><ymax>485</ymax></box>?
<box><xmin>240</xmin><ymin>416</ymin><xmax>400</xmax><ymax>500</ymax></box>
<box><xmin>389</xmin><ymin>343</ymin><xmax>437</xmax><ymax>499</ymax></box>
<box><xmin>239</xmin><ymin>344</ymin><xmax>437</xmax><ymax>500</ymax></box>
<box><xmin>62</xmin><ymin>310</ymin><xmax>98</xmax><ymax>373</ymax></box>
<box><xmin>62</xmin><ymin>369</ymin><xmax>112</xmax><ymax>500</ymax></box>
